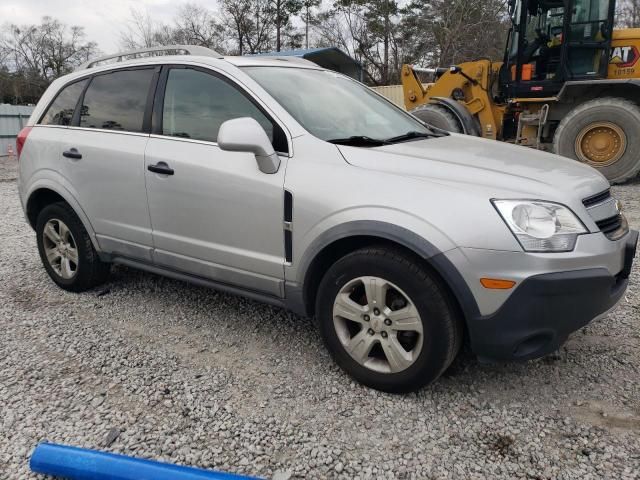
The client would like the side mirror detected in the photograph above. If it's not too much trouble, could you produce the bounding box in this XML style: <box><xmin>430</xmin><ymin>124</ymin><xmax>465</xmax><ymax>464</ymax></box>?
<box><xmin>217</xmin><ymin>117</ymin><xmax>281</xmax><ymax>174</ymax></box>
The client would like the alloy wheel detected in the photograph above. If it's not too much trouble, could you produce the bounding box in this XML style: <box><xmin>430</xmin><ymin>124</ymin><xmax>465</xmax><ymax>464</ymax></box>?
<box><xmin>42</xmin><ymin>218</ymin><xmax>79</xmax><ymax>280</ymax></box>
<box><xmin>332</xmin><ymin>276</ymin><xmax>424</xmax><ymax>374</ymax></box>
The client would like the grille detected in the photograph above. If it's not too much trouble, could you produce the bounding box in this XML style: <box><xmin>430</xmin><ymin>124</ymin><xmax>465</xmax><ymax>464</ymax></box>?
<box><xmin>582</xmin><ymin>189</ymin><xmax>627</xmax><ymax>240</ymax></box>
<box><xmin>596</xmin><ymin>215</ymin><xmax>623</xmax><ymax>235</ymax></box>
<box><xmin>582</xmin><ymin>189</ymin><xmax>611</xmax><ymax>208</ymax></box>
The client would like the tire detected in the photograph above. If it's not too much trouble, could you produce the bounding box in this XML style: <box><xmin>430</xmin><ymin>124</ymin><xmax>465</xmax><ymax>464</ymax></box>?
<box><xmin>315</xmin><ymin>246</ymin><xmax>463</xmax><ymax>393</ymax></box>
<box><xmin>411</xmin><ymin>104</ymin><xmax>463</xmax><ymax>133</ymax></box>
<box><xmin>553</xmin><ymin>97</ymin><xmax>640</xmax><ymax>184</ymax></box>
<box><xmin>36</xmin><ymin>202</ymin><xmax>110</xmax><ymax>292</ymax></box>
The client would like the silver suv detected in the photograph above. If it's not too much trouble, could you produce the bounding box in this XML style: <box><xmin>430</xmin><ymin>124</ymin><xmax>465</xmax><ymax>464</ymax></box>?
<box><xmin>17</xmin><ymin>46</ymin><xmax>638</xmax><ymax>392</ymax></box>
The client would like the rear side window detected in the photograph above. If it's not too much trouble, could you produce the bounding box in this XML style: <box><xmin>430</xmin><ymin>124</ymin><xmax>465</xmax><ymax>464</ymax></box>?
<box><xmin>161</xmin><ymin>68</ymin><xmax>286</xmax><ymax>151</ymax></box>
<box><xmin>80</xmin><ymin>69</ymin><xmax>155</xmax><ymax>132</ymax></box>
<box><xmin>40</xmin><ymin>80</ymin><xmax>88</xmax><ymax>126</ymax></box>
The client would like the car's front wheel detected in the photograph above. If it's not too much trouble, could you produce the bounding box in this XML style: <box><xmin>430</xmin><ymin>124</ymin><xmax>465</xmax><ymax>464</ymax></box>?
<box><xmin>316</xmin><ymin>246</ymin><xmax>462</xmax><ymax>393</ymax></box>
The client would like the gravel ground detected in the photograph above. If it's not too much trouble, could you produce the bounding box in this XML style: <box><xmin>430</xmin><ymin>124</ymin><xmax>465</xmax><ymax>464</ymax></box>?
<box><xmin>1</xmin><ymin>155</ymin><xmax>639</xmax><ymax>480</ymax></box>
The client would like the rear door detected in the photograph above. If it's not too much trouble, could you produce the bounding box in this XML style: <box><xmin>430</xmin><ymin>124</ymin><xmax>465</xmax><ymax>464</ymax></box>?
<box><xmin>62</xmin><ymin>67</ymin><xmax>158</xmax><ymax>261</ymax></box>
<box><xmin>144</xmin><ymin>65</ymin><xmax>289</xmax><ymax>297</ymax></box>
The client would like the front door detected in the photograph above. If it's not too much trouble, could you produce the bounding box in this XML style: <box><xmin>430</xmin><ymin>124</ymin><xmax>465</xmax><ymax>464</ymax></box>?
<box><xmin>563</xmin><ymin>0</ymin><xmax>614</xmax><ymax>80</ymax></box>
<box><xmin>144</xmin><ymin>66</ymin><xmax>289</xmax><ymax>297</ymax></box>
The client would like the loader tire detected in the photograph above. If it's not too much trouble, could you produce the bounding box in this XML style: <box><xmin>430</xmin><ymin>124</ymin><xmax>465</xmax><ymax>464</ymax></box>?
<box><xmin>411</xmin><ymin>104</ymin><xmax>463</xmax><ymax>134</ymax></box>
<box><xmin>553</xmin><ymin>97</ymin><xmax>640</xmax><ymax>184</ymax></box>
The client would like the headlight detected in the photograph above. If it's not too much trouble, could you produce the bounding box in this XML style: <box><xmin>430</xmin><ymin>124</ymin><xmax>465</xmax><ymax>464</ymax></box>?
<box><xmin>492</xmin><ymin>200</ymin><xmax>587</xmax><ymax>252</ymax></box>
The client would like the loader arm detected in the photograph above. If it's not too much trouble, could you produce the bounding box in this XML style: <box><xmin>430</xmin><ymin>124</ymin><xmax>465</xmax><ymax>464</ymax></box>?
<box><xmin>401</xmin><ymin>60</ymin><xmax>506</xmax><ymax>140</ymax></box>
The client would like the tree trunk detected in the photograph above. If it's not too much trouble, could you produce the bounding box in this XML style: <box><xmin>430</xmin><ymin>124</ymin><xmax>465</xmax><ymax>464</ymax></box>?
<box><xmin>277</xmin><ymin>22</ymin><xmax>281</xmax><ymax>51</ymax></box>
<box><xmin>305</xmin><ymin>5</ymin><xmax>310</xmax><ymax>49</ymax></box>
<box><xmin>383</xmin><ymin>9</ymin><xmax>390</xmax><ymax>85</ymax></box>
<box><xmin>276</xmin><ymin>0</ymin><xmax>282</xmax><ymax>52</ymax></box>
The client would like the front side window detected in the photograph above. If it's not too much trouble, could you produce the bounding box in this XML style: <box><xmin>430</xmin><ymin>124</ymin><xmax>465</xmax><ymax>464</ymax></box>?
<box><xmin>40</xmin><ymin>79</ymin><xmax>88</xmax><ymax>126</ymax></box>
<box><xmin>242</xmin><ymin>66</ymin><xmax>431</xmax><ymax>142</ymax></box>
<box><xmin>569</xmin><ymin>0</ymin><xmax>610</xmax><ymax>41</ymax></box>
<box><xmin>80</xmin><ymin>68</ymin><xmax>155</xmax><ymax>132</ymax></box>
<box><xmin>162</xmin><ymin>68</ymin><xmax>275</xmax><ymax>145</ymax></box>
<box><xmin>566</xmin><ymin>0</ymin><xmax>611</xmax><ymax>77</ymax></box>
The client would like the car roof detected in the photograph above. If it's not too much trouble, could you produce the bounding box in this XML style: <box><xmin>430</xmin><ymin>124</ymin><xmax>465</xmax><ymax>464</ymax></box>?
<box><xmin>53</xmin><ymin>54</ymin><xmax>323</xmax><ymax>90</ymax></box>
<box><xmin>60</xmin><ymin>46</ymin><xmax>324</xmax><ymax>86</ymax></box>
<box><xmin>75</xmin><ymin>53</ymin><xmax>321</xmax><ymax>74</ymax></box>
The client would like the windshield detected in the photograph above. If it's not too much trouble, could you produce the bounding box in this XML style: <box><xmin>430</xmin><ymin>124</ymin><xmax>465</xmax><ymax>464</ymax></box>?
<box><xmin>242</xmin><ymin>66</ymin><xmax>432</xmax><ymax>144</ymax></box>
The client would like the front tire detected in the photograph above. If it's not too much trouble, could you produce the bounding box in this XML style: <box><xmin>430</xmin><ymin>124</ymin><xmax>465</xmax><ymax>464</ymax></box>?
<box><xmin>315</xmin><ymin>247</ymin><xmax>462</xmax><ymax>393</ymax></box>
<box><xmin>411</xmin><ymin>104</ymin><xmax>463</xmax><ymax>133</ymax></box>
<box><xmin>36</xmin><ymin>202</ymin><xmax>110</xmax><ymax>292</ymax></box>
<box><xmin>553</xmin><ymin>97</ymin><xmax>640</xmax><ymax>184</ymax></box>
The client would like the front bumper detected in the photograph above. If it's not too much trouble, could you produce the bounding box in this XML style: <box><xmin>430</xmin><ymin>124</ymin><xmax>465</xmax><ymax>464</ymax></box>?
<box><xmin>466</xmin><ymin>230</ymin><xmax>638</xmax><ymax>362</ymax></box>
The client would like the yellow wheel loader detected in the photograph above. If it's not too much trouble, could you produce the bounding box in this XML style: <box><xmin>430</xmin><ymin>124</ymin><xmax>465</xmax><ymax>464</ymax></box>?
<box><xmin>402</xmin><ymin>0</ymin><xmax>640</xmax><ymax>183</ymax></box>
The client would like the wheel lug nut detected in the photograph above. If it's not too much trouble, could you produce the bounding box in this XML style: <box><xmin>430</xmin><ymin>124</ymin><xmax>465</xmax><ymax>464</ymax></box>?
<box><xmin>381</xmin><ymin>331</ymin><xmax>388</xmax><ymax>338</ymax></box>
<box><xmin>384</xmin><ymin>319</ymin><xmax>392</xmax><ymax>326</ymax></box>
<box><xmin>373</xmin><ymin>308</ymin><xmax>380</xmax><ymax>316</ymax></box>
<box><xmin>363</xmin><ymin>314</ymin><xmax>370</xmax><ymax>322</ymax></box>
<box><xmin>368</xmin><ymin>329</ymin><xmax>375</xmax><ymax>336</ymax></box>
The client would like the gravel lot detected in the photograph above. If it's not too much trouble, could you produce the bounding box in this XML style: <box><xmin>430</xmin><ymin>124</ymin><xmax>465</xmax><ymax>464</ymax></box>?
<box><xmin>1</xmin><ymin>155</ymin><xmax>639</xmax><ymax>480</ymax></box>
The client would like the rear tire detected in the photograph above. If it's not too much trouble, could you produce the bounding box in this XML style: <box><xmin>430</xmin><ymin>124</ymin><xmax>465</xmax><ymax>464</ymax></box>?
<box><xmin>315</xmin><ymin>246</ymin><xmax>462</xmax><ymax>393</ymax></box>
<box><xmin>553</xmin><ymin>97</ymin><xmax>640</xmax><ymax>184</ymax></box>
<box><xmin>411</xmin><ymin>104</ymin><xmax>463</xmax><ymax>134</ymax></box>
<box><xmin>36</xmin><ymin>202</ymin><xmax>110</xmax><ymax>292</ymax></box>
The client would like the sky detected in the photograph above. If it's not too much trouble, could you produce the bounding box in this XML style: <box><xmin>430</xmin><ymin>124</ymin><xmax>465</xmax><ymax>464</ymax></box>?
<box><xmin>0</xmin><ymin>0</ymin><xmax>181</xmax><ymax>54</ymax></box>
<box><xmin>1</xmin><ymin>0</ymin><xmax>409</xmax><ymax>55</ymax></box>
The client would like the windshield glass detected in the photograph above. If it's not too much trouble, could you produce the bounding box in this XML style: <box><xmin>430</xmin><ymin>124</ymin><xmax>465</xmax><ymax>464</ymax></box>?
<box><xmin>242</xmin><ymin>66</ymin><xmax>431</xmax><ymax>143</ymax></box>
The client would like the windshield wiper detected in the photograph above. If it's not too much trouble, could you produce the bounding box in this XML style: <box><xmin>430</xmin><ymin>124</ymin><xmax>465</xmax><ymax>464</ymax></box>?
<box><xmin>385</xmin><ymin>130</ymin><xmax>447</xmax><ymax>144</ymax></box>
<box><xmin>327</xmin><ymin>135</ymin><xmax>390</xmax><ymax>147</ymax></box>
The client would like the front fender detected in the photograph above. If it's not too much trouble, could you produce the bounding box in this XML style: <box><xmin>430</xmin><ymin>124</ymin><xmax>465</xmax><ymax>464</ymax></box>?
<box><xmin>285</xmin><ymin>212</ymin><xmax>480</xmax><ymax>321</ymax></box>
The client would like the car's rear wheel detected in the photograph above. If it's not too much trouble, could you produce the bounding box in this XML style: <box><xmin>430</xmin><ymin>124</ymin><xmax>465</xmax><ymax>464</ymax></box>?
<box><xmin>316</xmin><ymin>246</ymin><xmax>462</xmax><ymax>393</ymax></box>
<box><xmin>36</xmin><ymin>202</ymin><xmax>110</xmax><ymax>292</ymax></box>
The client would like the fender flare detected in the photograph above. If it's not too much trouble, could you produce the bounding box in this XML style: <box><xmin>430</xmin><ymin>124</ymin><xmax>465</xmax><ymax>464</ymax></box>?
<box><xmin>25</xmin><ymin>179</ymin><xmax>101</xmax><ymax>253</ymax></box>
<box><xmin>287</xmin><ymin>220</ymin><xmax>480</xmax><ymax>322</ymax></box>
<box><xmin>429</xmin><ymin>97</ymin><xmax>482</xmax><ymax>137</ymax></box>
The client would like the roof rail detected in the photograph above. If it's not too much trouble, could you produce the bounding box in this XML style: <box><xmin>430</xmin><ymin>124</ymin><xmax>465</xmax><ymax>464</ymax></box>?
<box><xmin>77</xmin><ymin>45</ymin><xmax>223</xmax><ymax>70</ymax></box>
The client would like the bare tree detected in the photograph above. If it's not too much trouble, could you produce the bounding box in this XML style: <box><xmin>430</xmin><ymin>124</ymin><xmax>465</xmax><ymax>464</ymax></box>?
<box><xmin>0</xmin><ymin>16</ymin><xmax>98</xmax><ymax>103</ymax></box>
<box><xmin>270</xmin><ymin>0</ymin><xmax>303</xmax><ymax>51</ymax></box>
<box><xmin>302</xmin><ymin>0</ymin><xmax>321</xmax><ymax>48</ymax></box>
<box><xmin>617</xmin><ymin>0</ymin><xmax>640</xmax><ymax>27</ymax></box>
<box><xmin>314</xmin><ymin>1</ymin><xmax>400</xmax><ymax>85</ymax></box>
<box><xmin>402</xmin><ymin>0</ymin><xmax>509</xmax><ymax>68</ymax></box>
<box><xmin>243</xmin><ymin>0</ymin><xmax>276</xmax><ymax>53</ymax></box>
<box><xmin>221</xmin><ymin>0</ymin><xmax>274</xmax><ymax>54</ymax></box>
<box><xmin>314</xmin><ymin>2</ymin><xmax>367</xmax><ymax>59</ymax></box>
<box><xmin>119</xmin><ymin>8</ymin><xmax>170</xmax><ymax>49</ymax></box>
<box><xmin>172</xmin><ymin>3</ymin><xmax>226</xmax><ymax>50</ymax></box>
<box><xmin>221</xmin><ymin>0</ymin><xmax>251</xmax><ymax>54</ymax></box>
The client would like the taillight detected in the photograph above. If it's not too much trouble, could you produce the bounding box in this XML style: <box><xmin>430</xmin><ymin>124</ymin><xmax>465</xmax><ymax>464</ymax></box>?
<box><xmin>16</xmin><ymin>126</ymin><xmax>33</xmax><ymax>160</ymax></box>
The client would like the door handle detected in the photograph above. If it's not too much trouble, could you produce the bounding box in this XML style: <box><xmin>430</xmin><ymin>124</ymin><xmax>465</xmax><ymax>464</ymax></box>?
<box><xmin>63</xmin><ymin>148</ymin><xmax>82</xmax><ymax>160</ymax></box>
<box><xmin>147</xmin><ymin>162</ymin><xmax>175</xmax><ymax>176</ymax></box>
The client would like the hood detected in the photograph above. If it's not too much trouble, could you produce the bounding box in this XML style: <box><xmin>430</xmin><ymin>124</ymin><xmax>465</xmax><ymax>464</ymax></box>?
<box><xmin>338</xmin><ymin>134</ymin><xmax>609</xmax><ymax>203</ymax></box>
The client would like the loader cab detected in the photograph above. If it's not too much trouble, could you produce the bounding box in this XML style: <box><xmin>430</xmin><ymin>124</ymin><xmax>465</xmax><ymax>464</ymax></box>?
<box><xmin>503</xmin><ymin>0</ymin><xmax>615</xmax><ymax>98</ymax></box>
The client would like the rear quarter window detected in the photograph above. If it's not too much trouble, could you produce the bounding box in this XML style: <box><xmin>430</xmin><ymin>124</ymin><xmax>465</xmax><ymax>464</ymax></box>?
<box><xmin>39</xmin><ymin>79</ymin><xmax>88</xmax><ymax>126</ymax></box>
<box><xmin>80</xmin><ymin>68</ymin><xmax>155</xmax><ymax>133</ymax></box>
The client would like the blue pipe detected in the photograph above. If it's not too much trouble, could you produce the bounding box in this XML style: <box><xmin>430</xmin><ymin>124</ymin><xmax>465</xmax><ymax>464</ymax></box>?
<box><xmin>30</xmin><ymin>442</ymin><xmax>261</xmax><ymax>480</ymax></box>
